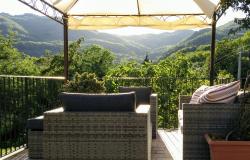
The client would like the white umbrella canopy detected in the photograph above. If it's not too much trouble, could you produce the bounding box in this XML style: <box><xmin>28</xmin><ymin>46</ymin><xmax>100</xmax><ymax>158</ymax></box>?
<box><xmin>42</xmin><ymin>0</ymin><xmax>221</xmax><ymax>30</ymax></box>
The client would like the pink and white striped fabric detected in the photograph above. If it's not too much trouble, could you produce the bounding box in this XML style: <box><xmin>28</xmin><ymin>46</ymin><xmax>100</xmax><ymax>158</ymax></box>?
<box><xmin>198</xmin><ymin>81</ymin><xmax>240</xmax><ymax>104</ymax></box>
<box><xmin>189</xmin><ymin>85</ymin><xmax>217</xmax><ymax>104</ymax></box>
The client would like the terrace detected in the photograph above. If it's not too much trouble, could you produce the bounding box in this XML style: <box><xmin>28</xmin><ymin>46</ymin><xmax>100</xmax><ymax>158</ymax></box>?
<box><xmin>0</xmin><ymin>0</ymin><xmax>249</xmax><ymax>160</ymax></box>
<box><xmin>1</xmin><ymin>76</ymin><xmax>240</xmax><ymax>160</ymax></box>
<box><xmin>1</xmin><ymin>75</ymin><xmax>179</xmax><ymax>160</ymax></box>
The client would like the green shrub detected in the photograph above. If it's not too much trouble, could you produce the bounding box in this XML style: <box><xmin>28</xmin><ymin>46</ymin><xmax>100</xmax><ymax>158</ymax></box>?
<box><xmin>217</xmin><ymin>70</ymin><xmax>234</xmax><ymax>80</ymax></box>
<box><xmin>63</xmin><ymin>72</ymin><xmax>105</xmax><ymax>93</ymax></box>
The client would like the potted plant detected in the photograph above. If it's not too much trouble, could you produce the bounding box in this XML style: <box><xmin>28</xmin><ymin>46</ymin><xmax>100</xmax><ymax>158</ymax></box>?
<box><xmin>205</xmin><ymin>75</ymin><xmax>250</xmax><ymax>160</ymax></box>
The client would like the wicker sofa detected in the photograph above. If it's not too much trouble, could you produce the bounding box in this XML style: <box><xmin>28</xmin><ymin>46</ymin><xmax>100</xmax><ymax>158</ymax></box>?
<box><xmin>119</xmin><ymin>87</ymin><xmax>158</xmax><ymax>139</ymax></box>
<box><xmin>27</xmin><ymin>90</ymin><xmax>153</xmax><ymax>159</ymax></box>
<box><xmin>178</xmin><ymin>95</ymin><xmax>240</xmax><ymax>160</ymax></box>
<box><xmin>27</xmin><ymin>92</ymin><xmax>152</xmax><ymax>160</ymax></box>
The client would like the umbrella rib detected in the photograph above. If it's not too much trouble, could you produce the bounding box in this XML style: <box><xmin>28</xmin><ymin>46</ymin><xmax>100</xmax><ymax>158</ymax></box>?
<box><xmin>137</xmin><ymin>0</ymin><xmax>141</xmax><ymax>16</ymax></box>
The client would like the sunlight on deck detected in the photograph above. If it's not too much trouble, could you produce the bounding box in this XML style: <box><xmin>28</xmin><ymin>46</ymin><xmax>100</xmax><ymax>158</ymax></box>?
<box><xmin>158</xmin><ymin>129</ymin><xmax>182</xmax><ymax>160</ymax></box>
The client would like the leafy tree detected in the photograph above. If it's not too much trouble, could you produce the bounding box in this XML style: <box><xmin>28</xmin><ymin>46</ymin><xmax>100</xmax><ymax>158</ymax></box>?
<box><xmin>186</xmin><ymin>50</ymin><xmax>210</xmax><ymax>77</ymax></box>
<box><xmin>41</xmin><ymin>39</ymin><xmax>82</xmax><ymax>76</ymax></box>
<box><xmin>42</xmin><ymin>38</ymin><xmax>114</xmax><ymax>78</ymax></box>
<box><xmin>239</xmin><ymin>31</ymin><xmax>250</xmax><ymax>76</ymax></box>
<box><xmin>217</xmin><ymin>70</ymin><xmax>234</xmax><ymax>80</ymax></box>
<box><xmin>104</xmin><ymin>61</ymin><xmax>156</xmax><ymax>93</ymax></box>
<box><xmin>105</xmin><ymin>54</ymin><xmax>208</xmax><ymax>128</ymax></box>
<box><xmin>76</xmin><ymin>44</ymin><xmax>114</xmax><ymax>78</ymax></box>
<box><xmin>0</xmin><ymin>31</ymin><xmax>39</xmax><ymax>75</ymax></box>
<box><xmin>220</xmin><ymin>0</ymin><xmax>250</xmax><ymax>32</ymax></box>
<box><xmin>215</xmin><ymin>39</ymin><xmax>239</xmax><ymax>76</ymax></box>
<box><xmin>106</xmin><ymin>61</ymin><xmax>156</xmax><ymax>78</ymax></box>
<box><xmin>215</xmin><ymin>31</ymin><xmax>250</xmax><ymax>78</ymax></box>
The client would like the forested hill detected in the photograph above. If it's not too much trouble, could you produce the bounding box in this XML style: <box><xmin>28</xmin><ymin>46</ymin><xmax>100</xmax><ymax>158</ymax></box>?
<box><xmin>165</xmin><ymin>21</ymin><xmax>246</xmax><ymax>55</ymax></box>
<box><xmin>0</xmin><ymin>13</ymin><xmax>246</xmax><ymax>60</ymax></box>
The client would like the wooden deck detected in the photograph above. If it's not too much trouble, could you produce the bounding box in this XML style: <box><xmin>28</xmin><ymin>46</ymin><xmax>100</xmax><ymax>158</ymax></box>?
<box><xmin>3</xmin><ymin>131</ymin><xmax>174</xmax><ymax>160</ymax></box>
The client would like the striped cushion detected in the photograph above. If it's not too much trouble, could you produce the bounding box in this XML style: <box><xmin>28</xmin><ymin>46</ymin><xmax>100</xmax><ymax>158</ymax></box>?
<box><xmin>189</xmin><ymin>85</ymin><xmax>216</xmax><ymax>104</ymax></box>
<box><xmin>198</xmin><ymin>81</ymin><xmax>240</xmax><ymax>104</ymax></box>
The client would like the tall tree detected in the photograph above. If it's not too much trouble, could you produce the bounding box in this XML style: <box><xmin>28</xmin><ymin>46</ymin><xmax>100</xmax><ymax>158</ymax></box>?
<box><xmin>0</xmin><ymin>31</ymin><xmax>39</xmax><ymax>75</ymax></box>
<box><xmin>220</xmin><ymin>0</ymin><xmax>250</xmax><ymax>32</ymax></box>
<box><xmin>42</xmin><ymin>38</ymin><xmax>114</xmax><ymax>78</ymax></box>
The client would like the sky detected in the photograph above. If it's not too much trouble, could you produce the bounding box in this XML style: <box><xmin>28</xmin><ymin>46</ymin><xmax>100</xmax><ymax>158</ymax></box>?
<box><xmin>0</xmin><ymin>0</ymin><xmax>245</xmax><ymax>35</ymax></box>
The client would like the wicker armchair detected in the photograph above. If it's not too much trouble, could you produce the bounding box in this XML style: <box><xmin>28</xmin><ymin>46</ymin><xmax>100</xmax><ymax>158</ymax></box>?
<box><xmin>43</xmin><ymin>92</ymin><xmax>152</xmax><ymax>160</ymax></box>
<box><xmin>26</xmin><ymin>116</ymin><xmax>43</xmax><ymax>159</ymax></box>
<box><xmin>179</xmin><ymin>95</ymin><xmax>240</xmax><ymax>160</ymax></box>
<box><xmin>119</xmin><ymin>87</ymin><xmax>158</xmax><ymax>139</ymax></box>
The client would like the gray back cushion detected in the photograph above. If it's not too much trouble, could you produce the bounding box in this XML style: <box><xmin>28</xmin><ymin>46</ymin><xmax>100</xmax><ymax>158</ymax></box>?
<box><xmin>59</xmin><ymin>92</ymin><xmax>136</xmax><ymax>112</ymax></box>
<box><xmin>119</xmin><ymin>87</ymin><xmax>152</xmax><ymax>106</ymax></box>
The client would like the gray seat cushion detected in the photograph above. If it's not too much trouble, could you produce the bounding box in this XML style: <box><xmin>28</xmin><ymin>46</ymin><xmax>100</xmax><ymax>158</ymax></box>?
<box><xmin>59</xmin><ymin>92</ymin><xmax>136</xmax><ymax>112</ymax></box>
<box><xmin>26</xmin><ymin>116</ymin><xmax>44</xmax><ymax>131</ymax></box>
<box><xmin>119</xmin><ymin>87</ymin><xmax>152</xmax><ymax>106</ymax></box>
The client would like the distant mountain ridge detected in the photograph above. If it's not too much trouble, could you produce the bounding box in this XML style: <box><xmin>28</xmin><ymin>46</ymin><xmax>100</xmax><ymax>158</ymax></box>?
<box><xmin>165</xmin><ymin>21</ymin><xmax>246</xmax><ymax>55</ymax></box>
<box><xmin>0</xmin><ymin>13</ymin><xmax>246</xmax><ymax>60</ymax></box>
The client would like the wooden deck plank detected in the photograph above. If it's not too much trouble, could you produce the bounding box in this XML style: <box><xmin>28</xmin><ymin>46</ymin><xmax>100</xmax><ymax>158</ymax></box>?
<box><xmin>1</xmin><ymin>149</ymin><xmax>29</xmax><ymax>160</ymax></box>
<box><xmin>2</xmin><ymin>131</ymin><xmax>173</xmax><ymax>160</ymax></box>
<box><xmin>158</xmin><ymin>129</ymin><xmax>182</xmax><ymax>160</ymax></box>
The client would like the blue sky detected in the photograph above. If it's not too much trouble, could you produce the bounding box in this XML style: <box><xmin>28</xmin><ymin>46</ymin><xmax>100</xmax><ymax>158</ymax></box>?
<box><xmin>0</xmin><ymin>0</ymin><xmax>245</xmax><ymax>35</ymax></box>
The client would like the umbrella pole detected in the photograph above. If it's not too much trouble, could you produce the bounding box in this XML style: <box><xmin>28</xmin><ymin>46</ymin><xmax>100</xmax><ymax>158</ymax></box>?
<box><xmin>63</xmin><ymin>15</ymin><xmax>69</xmax><ymax>82</ymax></box>
<box><xmin>210</xmin><ymin>12</ymin><xmax>216</xmax><ymax>86</ymax></box>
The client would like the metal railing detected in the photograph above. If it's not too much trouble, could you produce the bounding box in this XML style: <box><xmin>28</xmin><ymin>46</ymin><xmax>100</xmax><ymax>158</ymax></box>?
<box><xmin>0</xmin><ymin>75</ymin><xmax>64</xmax><ymax>158</ymax></box>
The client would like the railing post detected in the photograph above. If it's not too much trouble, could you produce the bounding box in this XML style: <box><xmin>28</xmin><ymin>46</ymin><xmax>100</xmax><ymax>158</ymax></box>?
<box><xmin>237</xmin><ymin>48</ymin><xmax>242</xmax><ymax>80</ymax></box>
